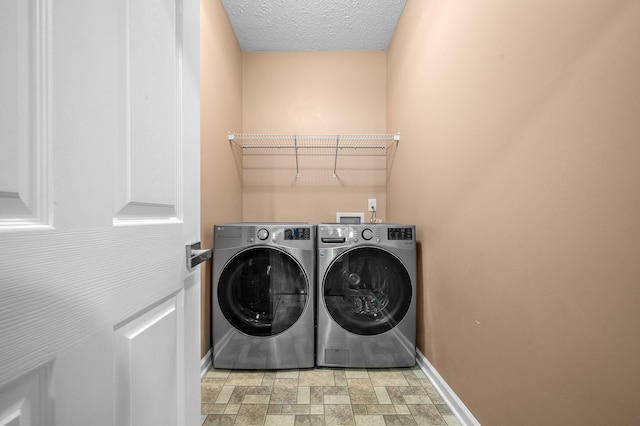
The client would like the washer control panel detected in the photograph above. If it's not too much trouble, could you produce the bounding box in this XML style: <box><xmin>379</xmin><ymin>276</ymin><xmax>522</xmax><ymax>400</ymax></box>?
<box><xmin>318</xmin><ymin>224</ymin><xmax>415</xmax><ymax>248</ymax></box>
<box><xmin>388</xmin><ymin>227</ymin><xmax>413</xmax><ymax>241</ymax></box>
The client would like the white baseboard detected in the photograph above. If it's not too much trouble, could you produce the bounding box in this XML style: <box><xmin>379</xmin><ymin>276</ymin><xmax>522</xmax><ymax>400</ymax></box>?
<box><xmin>416</xmin><ymin>348</ymin><xmax>481</xmax><ymax>426</ymax></box>
<box><xmin>200</xmin><ymin>348</ymin><xmax>212</xmax><ymax>380</ymax></box>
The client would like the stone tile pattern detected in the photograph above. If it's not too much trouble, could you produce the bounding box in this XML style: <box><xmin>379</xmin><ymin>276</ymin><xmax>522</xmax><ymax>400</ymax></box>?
<box><xmin>202</xmin><ymin>367</ymin><xmax>460</xmax><ymax>425</ymax></box>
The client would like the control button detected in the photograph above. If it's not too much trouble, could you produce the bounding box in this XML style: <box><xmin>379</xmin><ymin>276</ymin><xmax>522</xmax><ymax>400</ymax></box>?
<box><xmin>257</xmin><ymin>228</ymin><xmax>269</xmax><ymax>240</ymax></box>
<box><xmin>249</xmin><ymin>237</ymin><xmax>255</xmax><ymax>243</ymax></box>
<box><xmin>362</xmin><ymin>228</ymin><xmax>374</xmax><ymax>240</ymax></box>
<box><xmin>353</xmin><ymin>237</ymin><xmax>359</xmax><ymax>243</ymax></box>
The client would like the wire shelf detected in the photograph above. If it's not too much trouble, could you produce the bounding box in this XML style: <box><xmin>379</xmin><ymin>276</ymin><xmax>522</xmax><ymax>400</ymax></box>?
<box><xmin>228</xmin><ymin>133</ymin><xmax>399</xmax><ymax>178</ymax></box>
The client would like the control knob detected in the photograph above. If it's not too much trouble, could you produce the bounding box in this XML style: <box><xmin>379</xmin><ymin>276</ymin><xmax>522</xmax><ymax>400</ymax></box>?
<box><xmin>362</xmin><ymin>228</ymin><xmax>374</xmax><ymax>240</ymax></box>
<box><xmin>257</xmin><ymin>228</ymin><xmax>269</xmax><ymax>240</ymax></box>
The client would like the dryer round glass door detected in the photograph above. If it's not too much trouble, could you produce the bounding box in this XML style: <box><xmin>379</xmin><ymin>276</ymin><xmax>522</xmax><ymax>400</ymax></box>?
<box><xmin>323</xmin><ymin>247</ymin><xmax>412</xmax><ymax>335</ymax></box>
<box><xmin>218</xmin><ymin>247</ymin><xmax>309</xmax><ymax>337</ymax></box>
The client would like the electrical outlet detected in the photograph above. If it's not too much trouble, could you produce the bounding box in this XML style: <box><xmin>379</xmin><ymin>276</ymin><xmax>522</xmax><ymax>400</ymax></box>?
<box><xmin>368</xmin><ymin>198</ymin><xmax>377</xmax><ymax>212</ymax></box>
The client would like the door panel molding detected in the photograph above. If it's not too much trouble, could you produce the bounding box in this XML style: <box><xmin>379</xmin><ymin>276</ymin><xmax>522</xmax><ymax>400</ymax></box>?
<box><xmin>115</xmin><ymin>291</ymin><xmax>184</xmax><ymax>426</ymax></box>
<box><xmin>114</xmin><ymin>0</ymin><xmax>183</xmax><ymax>224</ymax></box>
<box><xmin>0</xmin><ymin>363</ymin><xmax>52</xmax><ymax>426</ymax></box>
<box><xmin>0</xmin><ymin>0</ymin><xmax>51</xmax><ymax>228</ymax></box>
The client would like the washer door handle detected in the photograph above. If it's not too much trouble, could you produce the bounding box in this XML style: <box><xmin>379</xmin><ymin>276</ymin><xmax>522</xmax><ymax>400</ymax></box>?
<box><xmin>321</xmin><ymin>237</ymin><xmax>346</xmax><ymax>243</ymax></box>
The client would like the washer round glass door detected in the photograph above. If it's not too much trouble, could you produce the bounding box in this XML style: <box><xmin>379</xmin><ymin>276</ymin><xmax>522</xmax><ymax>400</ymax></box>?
<box><xmin>323</xmin><ymin>247</ymin><xmax>412</xmax><ymax>335</ymax></box>
<box><xmin>218</xmin><ymin>247</ymin><xmax>309</xmax><ymax>337</ymax></box>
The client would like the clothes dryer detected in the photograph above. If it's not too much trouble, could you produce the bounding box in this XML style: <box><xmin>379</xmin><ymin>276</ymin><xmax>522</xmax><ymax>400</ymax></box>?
<box><xmin>316</xmin><ymin>223</ymin><xmax>416</xmax><ymax>368</ymax></box>
<box><xmin>212</xmin><ymin>223</ymin><xmax>315</xmax><ymax>369</ymax></box>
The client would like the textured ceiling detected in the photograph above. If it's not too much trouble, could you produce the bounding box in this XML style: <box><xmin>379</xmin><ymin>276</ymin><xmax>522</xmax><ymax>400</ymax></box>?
<box><xmin>221</xmin><ymin>0</ymin><xmax>407</xmax><ymax>51</ymax></box>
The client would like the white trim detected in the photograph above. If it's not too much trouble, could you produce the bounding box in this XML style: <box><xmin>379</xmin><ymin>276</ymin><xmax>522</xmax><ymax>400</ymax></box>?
<box><xmin>200</xmin><ymin>348</ymin><xmax>212</xmax><ymax>380</ymax></box>
<box><xmin>200</xmin><ymin>349</ymin><xmax>212</xmax><ymax>425</ymax></box>
<box><xmin>416</xmin><ymin>348</ymin><xmax>481</xmax><ymax>426</ymax></box>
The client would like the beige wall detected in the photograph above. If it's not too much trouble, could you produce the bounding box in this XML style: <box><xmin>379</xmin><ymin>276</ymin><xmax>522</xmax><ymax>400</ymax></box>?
<box><xmin>200</xmin><ymin>0</ymin><xmax>243</xmax><ymax>357</ymax></box>
<box><xmin>387</xmin><ymin>0</ymin><xmax>640</xmax><ymax>424</ymax></box>
<box><xmin>241</xmin><ymin>51</ymin><xmax>387</xmax><ymax>222</ymax></box>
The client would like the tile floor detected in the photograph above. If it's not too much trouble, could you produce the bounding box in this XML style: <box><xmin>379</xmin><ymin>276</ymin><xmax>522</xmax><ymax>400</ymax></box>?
<box><xmin>201</xmin><ymin>366</ymin><xmax>460</xmax><ymax>425</ymax></box>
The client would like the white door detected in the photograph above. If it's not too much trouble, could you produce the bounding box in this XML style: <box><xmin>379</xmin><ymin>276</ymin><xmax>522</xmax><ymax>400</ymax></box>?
<box><xmin>0</xmin><ymin>0</ymin><xmax>201</xmax><ymax>425</ymax></box>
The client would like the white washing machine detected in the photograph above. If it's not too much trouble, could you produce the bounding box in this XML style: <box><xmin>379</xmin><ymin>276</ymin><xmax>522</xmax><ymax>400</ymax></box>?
<box><xmin>316</xmin><ymin>223</ymin><xmax>417</xmax><ymax>368</ymax></box>
<box><xmin>212</xmin><ymin>223</ymin><xmax>315</xmax><ymax>369</ymax></box>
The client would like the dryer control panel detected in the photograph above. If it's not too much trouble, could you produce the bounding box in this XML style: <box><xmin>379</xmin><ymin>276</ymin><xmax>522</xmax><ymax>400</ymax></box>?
<box><xmin>284</xmin><ymin>227</ymin><xmax>311</xmax><ymax>240</ymax></box>
<box><xmin>214</xmin><ymin>223</ymin><xmax>315</xmax><ymax>250</ymax></box>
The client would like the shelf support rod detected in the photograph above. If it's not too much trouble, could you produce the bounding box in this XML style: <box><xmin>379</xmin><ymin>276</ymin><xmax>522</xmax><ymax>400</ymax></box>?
<box><xmin>333</xmin><ymin>135</ymin><xmax>339</xmax><ymax>177</ymax></box>
<box><xmin>294</xmin><ymin>135</ymin><xmax>300</xmax><ymax>178</ymax></box>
